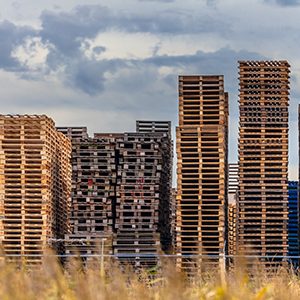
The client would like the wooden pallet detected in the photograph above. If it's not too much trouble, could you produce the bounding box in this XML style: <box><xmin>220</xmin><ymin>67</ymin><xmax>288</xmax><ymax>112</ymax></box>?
<box><xmin>57</xmin><ymin>127</ymin><xmax>88</xmax><ymax>140</ymax></box>
<box><xmin>136</xmin><ymin>120</ymin><xmax>171</xmax><ymax>135</ymax></box>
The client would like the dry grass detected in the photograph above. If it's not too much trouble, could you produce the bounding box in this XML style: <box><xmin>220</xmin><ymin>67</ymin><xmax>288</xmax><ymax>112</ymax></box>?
<box><xmin>0</xmin><ymin>256</ymin><xmax>300</xmax><ymax>300</ymax></box>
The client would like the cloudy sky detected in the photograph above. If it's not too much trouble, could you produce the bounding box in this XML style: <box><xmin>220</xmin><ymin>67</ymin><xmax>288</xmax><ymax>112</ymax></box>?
<box><xmin>0</xmin><ymin>0</ymin><xmax>299</xmax><ymax>179</ymax></box>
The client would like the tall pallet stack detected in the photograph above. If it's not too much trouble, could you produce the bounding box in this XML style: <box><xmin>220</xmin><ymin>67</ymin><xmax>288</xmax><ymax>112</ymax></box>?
<box><xmin>58</xmin><ymin>129</ymin><xmax>117</xmax><ymax>258</ymax></box>
<box><xmin>171</xmin><ymin>188</ymin><xmax>177</xmax><ymax>251</ymax></box>
<box><xmin>228</xmin><ymin>164</ymin><xmax>238</xmax><ymax>258</ymax></box>
<box><xmin>0</xmin><ymin>115</ymin><xmax>71</xmax><ymax>264</ymax></box>
<box><xmin>288</xmin><ymin>181</ymin><xmax>298</xmax><ymax>267</ymax></box>
<box><xmin>176</xmin><ymin>75</ymin><xmax>228</xmax><ymax>271</ymax></box>
<box><xmin>113</xmin><ymin>130</ymin><xmax>172</xmax><ymax>267</ymax></box>
<box><xmin>228</xmin><ymin>204</ymin><xmax>236</xmax><ymax>257</ymax></box>
<box><xmin>238</xmin><ymin>61</ymin><xmax>290</xmax><ymax>267</ymax></box>
<box><xmin>136</xmin><ymin>120</ymin><xmax>173</xmax><ymax>251</ymax></box>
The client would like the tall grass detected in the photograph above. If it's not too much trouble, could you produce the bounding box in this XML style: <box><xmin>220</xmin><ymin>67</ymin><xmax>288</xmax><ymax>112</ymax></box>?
<box><xmin>0</xmin><ymin>255</ymin><xmax>300</xmax><ymax>299</ymax></box>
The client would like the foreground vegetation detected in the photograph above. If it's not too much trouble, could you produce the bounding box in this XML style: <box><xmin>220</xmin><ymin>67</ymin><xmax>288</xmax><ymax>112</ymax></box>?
<box><xmin>1</xmin><ymin>256</ymin><xmax>300</xmax><ymax>299</ymax></box>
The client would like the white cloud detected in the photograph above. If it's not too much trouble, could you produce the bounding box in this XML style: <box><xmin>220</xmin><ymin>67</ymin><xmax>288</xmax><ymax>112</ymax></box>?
<box><xmin>83</xmin><ymin>31</ymin><xmax>160</xmax><ymax>60</ymax></box>
<box><xmin>12</xmin><ymin>37</ymin><xmax>51</xmax><ymax>71</ymax></box>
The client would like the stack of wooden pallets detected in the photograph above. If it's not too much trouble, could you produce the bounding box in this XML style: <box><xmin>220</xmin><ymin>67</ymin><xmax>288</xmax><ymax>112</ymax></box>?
<box><xmin>136</xmin><ymin>120</ymin><xmax>173</xmax><ymax>253</ymax></box>
<box><xmin>0</xmin><ymin>115</ymin><xmax>71</xmax><ymax>264</ymax></box>
<box><xmin>287</xmin><ymin>181</ymin><xmax>298</xmax><ymax>267</ymax></box>
<box><xmin>63</xmin><ymin>135</ymin><xmax>117</xmax><ymax>258</ymax></box>
<box><xmin>171</xmin><ymin>188</ymin><xmax>177</xmax><ymax>251</ymax></box>
<box><xmin>176</xmin><ymin>76</ymin><xmax>229</xmax><ymax>272</ymax></box>
<box><xmin>228</xmin><ymin>204</ymin><xmax>237</xmax><ymax>257</ymax></box>
<box><xmin>228</xmin><ymin>163</ymin><xmax>238</xmax><ymax>265</ymax></box>
<box><xmin>59</xmin><ymin>125</ymin><xmax>172</xmax><ymax>267</ymax></box>
<box><xmin>238</xmin><ymin>61</ymin><xmax>290</xmax><ymax>268</ymax></box>
<box><xmin>113</xmin><ymin>132</ymin><xmax>172</xmax><ymax>267</ymax></box>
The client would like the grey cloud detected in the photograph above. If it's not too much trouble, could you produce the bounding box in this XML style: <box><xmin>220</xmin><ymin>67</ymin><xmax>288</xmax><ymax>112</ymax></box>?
<box><xmin>0</xmin><ymin>6</ymin><xmax>261</xmax><ymax>97</ymax></box>
<box><xmin>31</xmin><ymin>4</ymin><xmax>231</xmax><ymax>94</ymax></box>
<box><xmin>40</xmin><ymin>4</ymin><xmax>229</xmax><ymax>42</ymax></box>
<box><xmin>144</xmin><ymin>47</ymin><xmax>265</xmax><ymax>98</ymax></box>
<box><xmin>206</xmin><ymin>0</ymin><xmax>218</xmax><ymax>6</ymax></box>
<box><xmin>68</xmin><ymin>60</ymin><xmax>105</xmax><ymax>95</ymax></box>
<box><xmin>40</xmin><ymin>6</ymin><xmax>111</xmax><ymax>57</ymax></box>
<box><xmin>120</xmin><ymin>11</ymin><xmax>229</xmax><ymax>35</ymax></box>
<box><xmin>264</xmin><ymin>0</ymin><xmax>300</xmax><ymax>6</ymax></box>
<box><xmin>94</xmin><ymin>47</ymin><xmax>266</xmax><ymax>115</ymax></box>
<box><xmin>93</xmin><ymin>46</ymin><xmax>106</xmax><ymax>55</ymax></box>
<box><xmin>64</xmin><ymin>58</ymin><xmax>126</xmax><ymax>95</ymax></box>
<box><xmin>0</xmin><ymin>20</ymin><xmax>36</xmax><ymax>70</ymax></box>
<box><xmin>139</xmin><ymin>0</ymin><xmax>175</xmax><ymax>2</ymax></box>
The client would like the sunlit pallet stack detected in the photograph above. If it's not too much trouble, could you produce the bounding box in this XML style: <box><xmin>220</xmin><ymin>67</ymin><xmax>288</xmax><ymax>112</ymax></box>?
<box><xmin>176</xmin><ymin>75</ymin><xmax>229</xmax><ymax>272</ymax></box>
<box><xmin>0</xmin><ymin>115</ymin><xmax>71</xmax><ymax>264</ymax></box>
<box><xmin>237</xmin><ymin>61</ymin><xmax>290</xmax><ymax>268</ymax></box>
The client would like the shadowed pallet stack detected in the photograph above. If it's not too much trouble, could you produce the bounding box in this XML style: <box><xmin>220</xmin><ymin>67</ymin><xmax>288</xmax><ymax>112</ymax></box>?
<box><xmin>237</xmin><ymin>61</ymin><xmax>290</xmax><ymax>267</ymax></box>
<box><xmin>171</xmin><ymin>188</ymin><xmax>177</xmax><ymax>251</ymax></box>
<box><xmin>111</xmin><ymin>126</ymin><xmax>172</xmax><ymax>267</ymax></box>
<box><xmin>137</xmin><ymin>120</ymin><xmax>173</xmax><ymax>253</ymax></box>
<box><xmin>56</xmin><ymin>127</ymin><xmax>88</xmax><ymax>140</ymax></box>
<box><xmin>228</xmin><ymin>204</ymin><xmax>236</xmax><ymax>258</ymax></box>
<box><xmin>136</xmin><ymin>120</ymin><xmax>171</xmax><ymax>135</ymax></box>
<box><xmin>59</xmin><ymin>123</ymin><xmax>172</xmax><ymax>266</ymax></box>
<box><xmin>113</xmin><ymin>133</ymin><xmax>161</xmax><ymax>267</ymax></box>
<box><xmin>288</xmin><ymin>181</ymin><xmax>298</xmax><ymax>267</ymax></box>
<box><xmin>57</xmin><ymin>129</ymin><xmax>117</xmax><ymax>258</ymax></box>
<box><xmin>176</xmin><ymin>75</ymin><xmax>229</xmax><ymax>271</ymax></box>
<box><xmin>0</xmin><ymin>115</ymin><xmax>71</xmax><ymax>264</ymax></box>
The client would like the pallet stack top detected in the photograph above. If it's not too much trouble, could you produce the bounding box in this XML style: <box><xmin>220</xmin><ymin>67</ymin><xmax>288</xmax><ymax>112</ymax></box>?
<box><xmin>57</xmin><ymin>127</ymin><xmax>88</xmax><ymax>140</ymax></box>
<box><xmin>136</xmin><ymin>120</ymin><xmax>171</xmax><ymax>135</ymax></box>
